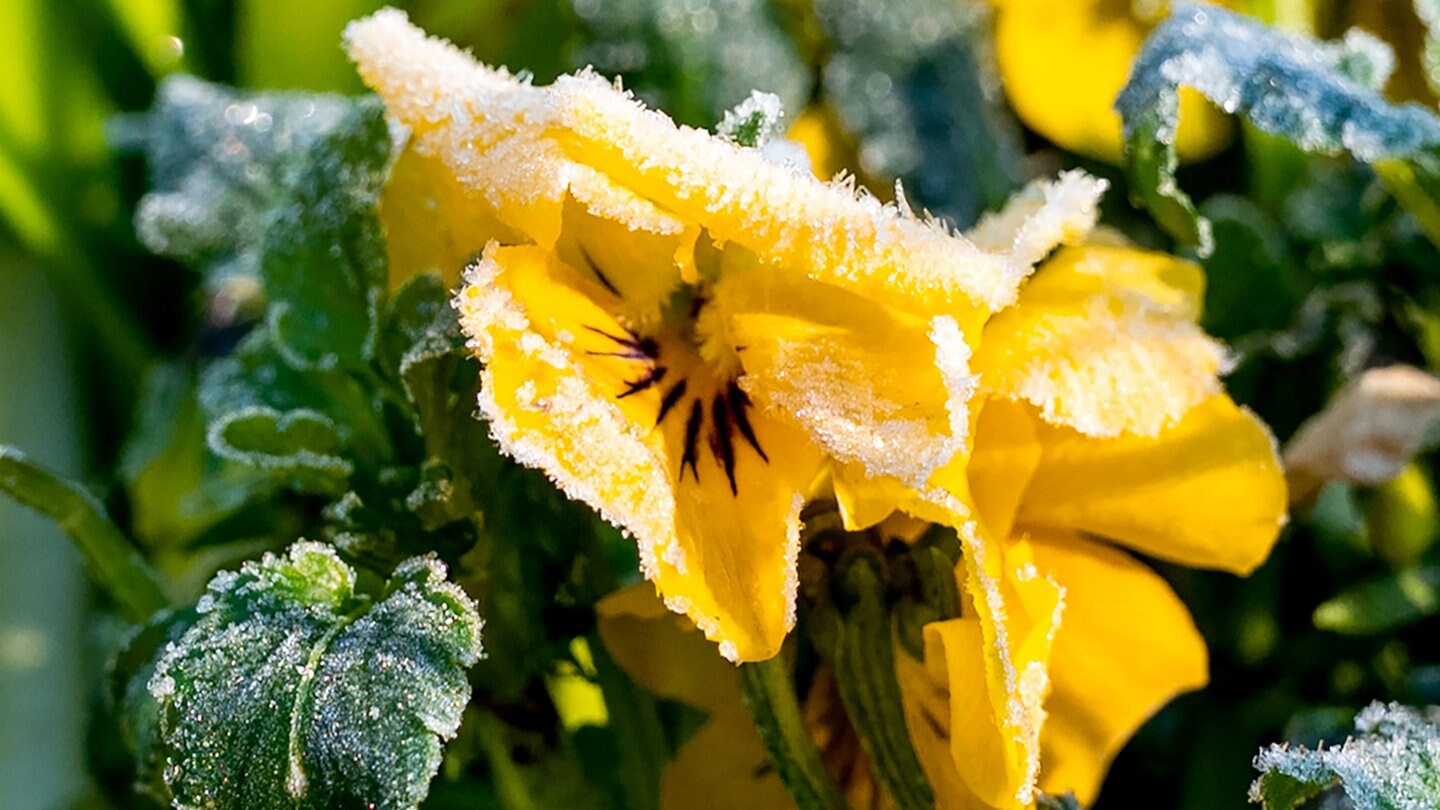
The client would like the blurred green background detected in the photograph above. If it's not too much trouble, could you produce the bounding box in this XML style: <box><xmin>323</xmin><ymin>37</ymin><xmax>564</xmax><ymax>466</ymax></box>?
<box><xmin>6</xmin><ymin>1</ymin><xmax>1440</xmax><ymax>808</ymax></box>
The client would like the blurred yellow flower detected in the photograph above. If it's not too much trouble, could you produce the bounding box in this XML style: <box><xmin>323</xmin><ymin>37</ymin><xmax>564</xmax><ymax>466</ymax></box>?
<box><xmin>347</xmin><ymin>10</ymin><xmax>1104</xmax><ymax>663</ymax></box>
<box><xmin>988</xmin><ymin>0</ymin><xmax>1235</xmax><ymax>163</ymax></box>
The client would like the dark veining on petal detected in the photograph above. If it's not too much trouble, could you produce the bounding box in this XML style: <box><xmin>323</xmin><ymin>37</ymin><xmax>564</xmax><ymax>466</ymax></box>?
<box><xmin>655</xmin><ymin>379</ymin><xmax>689</xmax><ymax>425</ymax></box>
<box><xmin>710</xmin><ymin>395</ymin><xmax>738</xmax><ymax>495</ymax></box>
<box><xmin>726</xmin><ymin>381</ymin><xmax>768</xmax><ymax>462</ymax></box>
<box><xmin>681</xmin><ymin>400</ymin><xmax>705</xmax><ymax>482</ymax></box>
<box><xmin>577</xmin><ymin>245</ymin><xmax>621</xmax><ymax>296</ymax></box>
<box><xmin>619</xmin><ymin>365</ymin><xmax>668</xmax><ymax>398</ymax></box>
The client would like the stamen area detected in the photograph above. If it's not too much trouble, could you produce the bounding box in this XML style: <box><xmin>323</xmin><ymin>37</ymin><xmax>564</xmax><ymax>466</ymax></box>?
<box><xmin>584</xmin><ymin>320</ymin><xmax>768</xmax><ymax>494</ymax></box>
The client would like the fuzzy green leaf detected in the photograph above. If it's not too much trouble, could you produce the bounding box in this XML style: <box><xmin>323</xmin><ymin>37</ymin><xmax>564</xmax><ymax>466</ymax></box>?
<box><xmin>1117</xmin><ymin>3</ymin><xmax>1440</xmax><ymax>253</ymax></box>
<box><xmin>128</xmin><ymin>76</ymin><xmax>392</xmax><ymax>370</ymax></box>
<box><xmin>1251</xmin><ymin>702</ymin><xmax>1440</xmax><ymax>809</ymax></box>
<box><xmin>150</xmin><ymin>541</ymin><xmax>484</xmax><ymax>809</ymax></box>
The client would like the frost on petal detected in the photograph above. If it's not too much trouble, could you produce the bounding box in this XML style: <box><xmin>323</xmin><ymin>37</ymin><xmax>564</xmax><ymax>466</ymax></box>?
<box><xmin>922</xmin><ymin>522</ymin><xmax>1062</xmax><ymax>809</ymax></box>
<box><xmin>965</xmin><ymin>170</ymin><xmax>1108</xmax><ymax>280</ymax></box>
<box><xmin>976</xmin><ymin>245</ymin><xmax>1227</xmax><ymax>438</ymax></box>
<box><xmin>455</xmin><ymin>245</ymin><xmax>819</xmax><ymax>662</ymax></box>
<box><xmin>346</xmin><ymin>9</ymin><xmax>685</xmax><ymax>252</ymax></box>
<box><xmin>547</xmin><ymin>69</ymin><xmax>1035</xmax><ymax>315</ymax></box>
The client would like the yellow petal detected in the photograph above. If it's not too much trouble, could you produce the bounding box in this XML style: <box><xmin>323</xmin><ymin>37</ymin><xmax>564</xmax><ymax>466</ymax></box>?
<box><xmin>976</xmin><ymin>244</ymin><xmax>1226</xmax><ymax>438</ymax></box>
<box><xmin>380</xmin><ymin>144</ymin><xmax>519</xmax><ymax>287</ymax></box>
<box><xmin>596</xmin><ymin>588</ymin><xmax>793</xmax><ymax>810</ymax></box>
<box><xmin>662</xmin><ymin>711</ymin><xmax>795</xmax><ymax>810</ymax></box>
<box><xmin>596</xmin><ymin>584</ymin><xmax>739</xmax><ymax>712</ymax></box>
<box><xmin>719</xmin><ymin>265</ymin><xmax>978</xmax><ymax>491</ymax></box>
<box><xmin>894</xmin><ymin>648</ymin><xmax>995</xmax><ymax>810</ymax></box>
<box><xmin>348</xmin><ymin>9</ymin><xmax>688</xmax><ymax>271</ymax></box>
<box><xmin>923</xmin><ymin>536</ymin><xmax>1062</xmax><ymax>809</ymax></box>
<box><xmin>991</xmin><ymin>0</ymin><xmax>1234</xmax><ymax>164</ymax></box>
<box><xmin>547</xmin><ymin>70</ymin><xmax>1095</xmax><ymax>315</ymax></box>
<box><xmin>967</xmin><ymin>397</ymin><xmax>1042</xmax><ymax>542</ymax></box>
<box><xmin>1026</xmin><ymin>530</ymin><xmax>1207</xmax><ymax>805</ymax></box>
<box><xmin>457</xmin><ymin>244</ymin><xmax>823</xmax><ymax>662</ymax></box>
<box><xmin>1017</xmin><ymin>395</ymin><xmax>1287</xmax><ymax>574</ymax></box>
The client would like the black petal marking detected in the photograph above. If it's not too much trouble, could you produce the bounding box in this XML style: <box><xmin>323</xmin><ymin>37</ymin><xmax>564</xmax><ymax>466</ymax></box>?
<box><xmin>577</xmin><ymin>245</ymin><xmax>621</xmax><ymax>296</ymax></box>
<box><xmin>710</xmin><ymin>395</ymin><xmax>738</xmax><ymax>495</ymax></box>
<box><xmin>656</xmin><ymin>379</ymin><xmax>689</xmax><ymax>426</ymax></box>
<box><xmin>618</xmin><ymin>366</ymin><xmax>668</xmax><ymax>398</ymax></box>
<box><xmin>726</xmin><ymin>382</ymin><xmax>768</xmax><ymax>462</ymax></box>
<box><xmin>680</xmin><ymin>400</ymin><xmax>705</xmax><ymax>482</ymax></box>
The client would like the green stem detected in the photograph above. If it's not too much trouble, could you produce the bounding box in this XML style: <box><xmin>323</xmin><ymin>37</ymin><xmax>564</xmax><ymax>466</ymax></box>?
<box><xmin>0</xmin><ymin>446</ymin><xmax>169</xmax><ymax>623</ymax></box>
<box><xmin>576</xmin><ymin>524</ymin><xmax>668</xmax><ymax>810</ymax></box>
<box><xmin>738</xmin><ymin>655</ymin><xmax>848</xmax><ymax>810</ymax></box>
<box><xmin>817</xmin><ymin>555</ymin><xmax>935</xmax><ymax>810</ymax></box>
<box><xmin>474</xmin><ymin>709</ymin><xmax>538</xmax><ymax>810</ymax></box>
<box><xmin>1375</xmin><ymin>159</ymin><xmax>1440</xmax><ymax>252</ymax></box>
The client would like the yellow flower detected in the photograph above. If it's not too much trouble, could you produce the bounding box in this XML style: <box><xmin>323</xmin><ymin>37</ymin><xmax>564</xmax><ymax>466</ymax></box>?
<box><xmin>346</xmin><ymin>10</ymin><xmax>1105</xmax><ymax>663</ymax></box>
<box><xmin>846</xmin><ymin>243</ymin><xmax>1287</xmax><ymax>807</ymax></box>
<box><xmin>988</xmin><ymin>0</ymin><xmax>1235</xmax><ymax>163</ymax></box>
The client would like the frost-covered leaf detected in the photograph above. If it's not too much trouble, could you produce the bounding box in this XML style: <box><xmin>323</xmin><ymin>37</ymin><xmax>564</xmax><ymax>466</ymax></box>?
<box><xmin>208</xmin><ymin>407</ymin><xmax>354</xmax><ymax>495</ymax></box>
<box><xmin>110</xmin><ymin>608</ymin><xmax>199</xmax><ymax>804</ymax></box>
<box><xmin>198</xmin><ymin>333</ymin><xmax>388</xmax><ymax>495</ymax></box>
<box><xmin>126</xmin><ymin>76</ymin><xmax>355</xmax><ymax>280</ymax></box>
<box><xmin>815</xmin><ymin>0</ymin><xmax>1026</xmax><ymax>225</ymax></box>
<box><xmin>1117</xmin><ymin>3</ymin><xmax>1440</xmax><ymax>253</ymax></box>
<box><xmin>260</xmin><ymin>92</ymin><xmax>390</xmax><ymax>371</ymax></box>
<box><xmin>129</xmin><ymin>76</ymin><xmax>392</xmax><ymax>371</ymax></box>
<box><xmin>120</xmin><ymin>364</ymin><xmax>278</xmax><ymax>548</ymax></box>
<box><xmin>1251</xmin><ymin>702</ymin><xmax>1440</xmax><ymax>809</ymax></box>
<box><xmin>569</xmin><ymin>0</ymin><xmax>808</xmax><ymax>127</ymax></box>
<box><xmin>150</xmin><ymin>541</ymin><xmax>484</xmax><ymax>809</ymax></box>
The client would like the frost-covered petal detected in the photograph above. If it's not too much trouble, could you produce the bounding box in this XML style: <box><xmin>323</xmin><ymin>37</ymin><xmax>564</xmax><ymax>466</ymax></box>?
<box><xmin>1029</xmin><ymin>530</ymin><xmax>1208</xmax><ymax>806</ymax></box>
<box><xmin>922</xmin><ymin>536</ymin><xmax>1062</xmax><ymax>809</ymax></box>
<box><xmin>347</xmin><ymin>9</ymin><xmax>688</xmax><ymax>287</ymax></box>
<box><xmin>1017</xmin><ymin>395</ymin><xmax>1287</xmax><ymax>574</ymax></box>
<box><xmin>546</xmin><ymin>69</ymin><xmax>1044</xmax><ymax>315</ymax></box>
<box><xmin>456</xmin><ymin>244</ymin><xmax>822</xmax><ymax>662</ymax></box>
<box><xmin>380</xmin><ymin>144</ymin><xmax>520</xmax><ymax>287</ymax></box>
<box><xmin>719</xmin><ymin>264</ymin><xmax>979</xmax><ymax>492</ymax></box>
<box><xmin>976</xmin><ymin>244</ymin><xmax>1226</xmax><ymax>438</ymax></box>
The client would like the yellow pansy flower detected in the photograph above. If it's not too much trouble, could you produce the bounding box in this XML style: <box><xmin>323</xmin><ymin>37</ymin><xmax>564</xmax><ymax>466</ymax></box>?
<box><xmin>989</xmin><ymin>0</ymin><xmax>1236</xmax><ymax>163</ymax></box>
<box><xmin>346</xmin><ymin>10</ymin><xmax>1105</xmax><ymax>664</ymax></box>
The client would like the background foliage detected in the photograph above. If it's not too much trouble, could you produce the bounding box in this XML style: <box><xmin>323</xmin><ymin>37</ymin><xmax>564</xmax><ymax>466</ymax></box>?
<box><xmin>4</xmin><ymin>0</ymin><xmax>1440</xmax><ymax>807</ymax></box>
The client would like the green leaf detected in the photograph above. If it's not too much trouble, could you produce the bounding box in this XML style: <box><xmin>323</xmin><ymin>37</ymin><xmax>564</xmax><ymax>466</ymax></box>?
<box><xmin>127</xmin><ymin>76</ymin><xmax>357</xmax><ymax>280</ymax></box>
<box><xmin>259</xmin><ymin>92</ymin><xmax>390</xmax><ymax>371</ymax></box>
<box><xmin>1116</xmin><ymin>3</ymin><xmax>1440</xmax><ymax>253</ymax></box>
<box><xmin>570</xmin><ymin>0</ymin><xmax>808</xmax><ymax>127</ymax></box>
<box><xmin>109</xmin><ymin>607</ymin><xmax>199</xmax><ymax>803</ymax></box>
<box><xmin>814</xmin><ymin>0</ymin><xmax>1026</xmax><ymax>225</ymax></box>
<box><xmin>208</xmin><ymin>406</ymin><xmax>354</xmax><ymax>495</ymax></box>
<box><xmin>150</xmin><ymin>541</ymin><xmax>484</xmax><ymax>809</ymax></box>
<box><xmin>0</xmin><ymin>446</ymin><xmax>169</xmax><ymax>623</ymax></box>
<box><xmin>198</xmin><ymin>333</ymin><xmax>390</xmax><ymax>492</ymax></box>
<box><xmin>128</xmin><ymin>76</ymin><xmax>392</xmax><ymax>370</ymax></box>
<box><xmin>1251</xmin><ymin>701</ymin><xmax>1440</xmax><ymax>809</ymax></box>
<box><xmin>1312</xmin><ymin>565</ymin><xmax>1440</xmax><ymax>635</ymax></box>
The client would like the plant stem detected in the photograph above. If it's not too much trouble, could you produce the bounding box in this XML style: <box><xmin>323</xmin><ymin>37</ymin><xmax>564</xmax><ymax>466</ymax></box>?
<box><xmin>0</xmin><ymin>446</ymin><xmax>169</xmax><ymax>623</ymax></box>
<box><xmin>738</xmin><ymin>655</ymin><xmax>848</xmax><ymax>810</ymax></box>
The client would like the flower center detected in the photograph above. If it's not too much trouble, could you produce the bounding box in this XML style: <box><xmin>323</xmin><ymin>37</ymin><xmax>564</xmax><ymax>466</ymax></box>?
<box><xmin>583</xmin><ymin>312</ymin><xmax>767</xmax><ymax>495</ymax></box>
